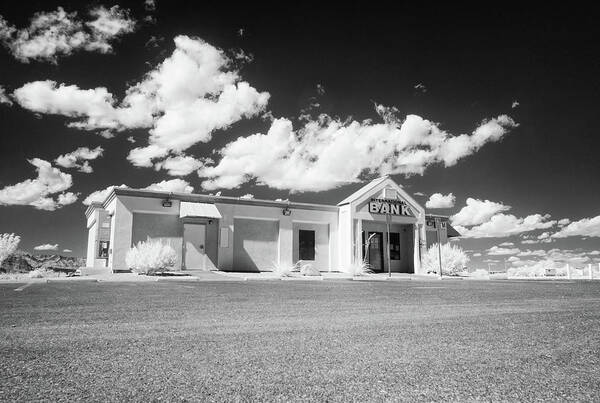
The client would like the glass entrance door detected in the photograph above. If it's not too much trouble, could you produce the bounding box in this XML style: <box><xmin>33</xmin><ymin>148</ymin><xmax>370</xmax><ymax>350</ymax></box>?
<box><xmin>365</xmin><ymin>231</ymin><xmax>384</xmax><ymax>272</ymax></box>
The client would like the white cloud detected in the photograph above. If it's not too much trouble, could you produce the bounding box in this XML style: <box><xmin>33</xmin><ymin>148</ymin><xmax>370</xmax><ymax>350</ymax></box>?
<box><xmin>472</xmin><ymin>252</ymin><xmax>482</xmax><ymax>257</ymax></box>
<box><xmin>414</xmin><ymin>83</ymin><xmax>427</xmax><ymax>93</ymax></box>
<box><xmin>0</xmin><ymin>6</ymin><xmax>135</xmax><ymax>63</ymax></box>
<box><xmin>451</xmin><ymin>198</ymin><xmax>511</xmax><ymax>226</ymax></box>
<box><xmin>83</xmin><ymin>179</ymin><xmax>193</xmax><ymax>205</ymax></box>
<box><xmin>54</xmin><ymin>146</ymin><xmax>103</xmax><ymax>173</ymax></box>
<box><xmin>34</xmin><ymin>243</ymin><xmax>58</xmax><ymax>251</ymax></box>
<box><xmin>425</xmin><ymin>192</ymin><xmax>455</xmax><ymax>209</ymax></box>
<box><xmin>499</xmin><ymin>242</ymin><xmax>514</xmax><ymax>247</ymax></box>
<box><xmin>13</xmin><ymin>36</ymin><xmax>270</xmax><ymax>168</ymax></box>
<box><xmin>199</xmin><ymin>112</ymin><xmax>517</xmax><ymax>192</ymax></box>
<box><xmin>0</xmin><ymin>85</ymin><xmax>12</xmax><ymax>105</ymax></box>
<box><xmin>456</xmin><ymin>213</ymin><xmax>556</xmax><ymax>238</ymax></box>
<box><xmin>521</xmin><ymin>239</ymin><xmax>539</xmax><ymax>244</ymax></box>
<box><xmin>552</xmin><ymin>215</ymin><xmax>600</xmax><ymax>238</ymax></box>
<box><xmin>511</xmin><ymin>100</ymin><xmax>519</xmax><ymax>109</ymax></box>
<box><xmin>62</xmin><ymin>249</ymin><xmax>72</xmax><ymax>253</ymax></box>
<box><xmin>487</xmin><ymin>246</ymin><xmax>521</xmax><ymax>255</ymax></box>
<box><xmin>82</xmin><ymin>184</ymin><xmax>128</xmax><ymax>206</ymax></box>
<box><xmin>0</xmin><ymin>158</ymin><xmax>76</xmax><ymax>210</ymax></box>
<box><xmin>144</xmin><ymin>179</ymin><xmax>193</xmax><ymax>193</ymax></box>
<box><xmin>145</xmin><ymin>0</ymin><xmax>157</xmax><ymax>11</ymax></box>
<box><xmin>413</xmin><ymin>191</ymin><xmax>426</xmax><ymax>197</ymax></box>
<box><xmin>13</xmin><ymin>80</ymin><xmax>152</xmax><ymax>131</ymax></box>
<box><xmin>557</xmin><ymin>218</ymin><xmax>571</xmax><ymax>227</ymax></box>
<box><xmin>154</xmin><ymin>155</ymin><xmax>204</xmax><ymax>176</ymax></box>
<box><xmin>239</xmin><ymin>193</ymin><xmax>254</xmax><ymax>199</ymax></box>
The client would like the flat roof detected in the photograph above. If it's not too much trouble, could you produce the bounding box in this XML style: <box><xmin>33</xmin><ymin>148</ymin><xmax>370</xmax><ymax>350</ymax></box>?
<box><xmin>103</xmin><ymin>187</ymin><xmax>340</xmax><ymax>212</ymax></box>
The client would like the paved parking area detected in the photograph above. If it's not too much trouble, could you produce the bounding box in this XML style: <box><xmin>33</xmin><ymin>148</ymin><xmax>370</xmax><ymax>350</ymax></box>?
<box><xmin>1</xmin><ymin>279</ymin><xmax>599</xmax><ymax>401</ymax></box>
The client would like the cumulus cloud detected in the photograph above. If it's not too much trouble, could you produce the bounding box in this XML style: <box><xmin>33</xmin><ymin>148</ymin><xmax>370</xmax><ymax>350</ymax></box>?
<box><xmin>414</xmin><ymin>83</ymin><xmax>427</xmax><ymax>93</ymax></box>
<box><xmin>34</xmin><ymin>243</ymin><xmax>58</xmax><ymax>251</ymax></box>
<box><xmin>451</xmin><ymin>198</ymin><xmax>511</xmax><ymax>226</ymax></box>
<box><xmin>456</xmin><ymin>213</ymin><xmax>556</xmax><ymax>238</ymax></box>
<box><xmin>557</xmin><ymin>218</ymin><xmax>571</xmax><ymax>227</ymax></box>
<box><xmin>145</xmin><ymin>0</ymin><xmax>157</xmax><ymax>11</ymax></box>
<box><xmin>552</xmin><ymin>215</ymin><xmax>600</xmax><ymax>238</ymax></box>
<box><xmin>54</xmin><ymin>146</ymin><xmax>103</xmax><ymax>173</ymax></box>
<box><xmin>487</xmin><ymin>245</ymin><xmax>521</xmax><ymax>255</ymax></box>
<box><xmin>143</xmin><ymin>179</ymin><xmax>194</xmax><ymax>193</ymax></box>
<box><xmin>83</xmin><ymin>179</ymin><xmax>193</xmax><ymax>205</ymax></box>
<box><xmin>82</xmin><ymin>184</ymin><xmax>127</xmax><ymax>205</ymax></box>
<box><xmin>154</xmin><ymin>155</ymin><xmax>204</xmax><ymax>176</ymax></box>
<box><xmin>199</xmin><ymin>112</ymin><xmax>517</xmax><ymax>192</ymax></box>
<box><xmin>0</xmin><ymin>6</ymin><xmax>135</xmax><ymax>63</ymax></box>
<box><xmin>425</xmin><ymin>192</ymin><xmax>455</xmax><ymax>209</ymax></box>
<box><xmin>63</xmin><ymin>249</ymin><xmax>72</xmax><ymax>253</ymax></box>
<box><xmin>0</xmin><ymin>158</ymin><xmax>77</xmax><ymax>210</ymax></box>
<box><xmin>14</xmin><ymin>35</ymin><xmax>270</xmax><ymax>169</ymax></box>
<box><xmin>511</xmin><ymin>100</ymin><xmax>519</xmax><ymax>109</ymax></box>
<box><xmin>499</xmin><ymin>242</ymin><xmax>514</xmax><ymax>247</ymax></box>
<box><xmin>0</xmin><ymin>85</ymin><xmax>12</xmax><ymax>105</ymax></box>
<box><xmin>13</xmin><ymin>80</ymin><xmax>152</xmax><ymax>131</ymax></box>
<box><xmin>239</xmin><ymin>193</ymin><xmax>254</xmax><ymax>199</ymax></box>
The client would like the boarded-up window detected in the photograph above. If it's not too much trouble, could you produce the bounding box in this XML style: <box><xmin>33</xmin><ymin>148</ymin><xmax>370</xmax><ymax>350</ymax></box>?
<box><xmin>389</xmin><ymin>232</ymin><xmax>401</xmax><ymax>260</ymax></box>
<box><xmin>299</xmin><ymin>230</ymin><xmax>315</xmax><ymax>261</ymax></box>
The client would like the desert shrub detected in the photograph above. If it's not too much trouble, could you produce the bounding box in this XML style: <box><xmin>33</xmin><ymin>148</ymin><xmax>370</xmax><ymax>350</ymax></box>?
<box><xmin>270</xmin><ymin>261</ymin><xmax>294</xmax><ymax>277</ymax></box>
<box><xmin>0</xmin><ymin>233</ymin><xmax>20</xmax><ymax>266</ymax></box>
<box><xmin>422</xmin><ymin>243</ymin><xmax>469</xmax><ymax>275</ymax></box>
<box><xmin>300</xmin><ymin>263</ymin><xmax>320</xmax><ymax>276</ymax></box>
<box><xmin>27</xmin><ymin>269</ymin><xmax>62</xmax><ymax>279</ymax></box>
<box><xmin>348</xmin><ymin>259</ymin><xmax>373</xmax><ymax>276</ymax></box>
<box><xmin>126</xmin><ymin>238</ymin><xmax>177</xmax><ymax>275</ymax></box>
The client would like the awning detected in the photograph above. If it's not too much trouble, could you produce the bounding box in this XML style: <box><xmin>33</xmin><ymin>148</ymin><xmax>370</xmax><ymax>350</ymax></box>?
<box><xmin>179</xmin><ymin>202</ymin><xmax>222</xmax><ymax>219</ymax></box>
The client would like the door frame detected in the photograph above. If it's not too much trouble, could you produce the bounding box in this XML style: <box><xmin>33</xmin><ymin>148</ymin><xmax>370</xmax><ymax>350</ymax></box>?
<box><xmin>363</xmin><ymin>231</ymin><xmax>384</xmax><ymax>273</ymax></box>
<box><xmin>182</xmin><ymin>222</ymin><xmax>207</xmax><ymax>270</ymax></box>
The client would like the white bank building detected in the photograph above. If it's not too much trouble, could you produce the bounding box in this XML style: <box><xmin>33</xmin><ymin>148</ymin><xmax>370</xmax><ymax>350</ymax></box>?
<box><xmin>85</xmin><ymin>176</ymin><xmax>459</xmax><ymax>274</ymax></box>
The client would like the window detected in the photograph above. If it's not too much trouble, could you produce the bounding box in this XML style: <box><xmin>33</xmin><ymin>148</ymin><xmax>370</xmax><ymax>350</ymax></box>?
<box><xmin>98</xmin><ymin>241</ymin><xmax>109</xmax><ymax>258</ymax></box>
<box><xmin>389</xmin><ymin>232</ymin><xmax>400</xmax><ymax>260</ymax></box>
<box><xmin>299</xmin><ymin>230</ymin><xmax>315</xmax><ymax>260</ymax></box>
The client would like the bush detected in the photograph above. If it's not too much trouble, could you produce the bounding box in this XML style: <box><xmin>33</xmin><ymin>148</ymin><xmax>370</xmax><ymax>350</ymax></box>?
<box><xmin>348</xmin><ymin>260</ymin><xmax>374</xmax><ymax>276</ymax></box>
<box><xmin>422</xmin><ymin>243</ymin><xmax>469</xmax><ymax>275</ymax></box>
<box><xmin>126</xmin><ymin>238</ymin><xmax>177</xmax><ymax>275</ymax></box>
<box><xmin>0</xmin><ymin>233</ymin><xmax>20</xmax><ymax>266</ymax></box>
<box><xmin>270</xmin><ymin>261</ymin><xmax>294</xmax><ymax>277</ymax></box>
<box><xmin>300</xmin><ymin>263</ymin><xmax>320</xmax><ymax>276</ymax></box>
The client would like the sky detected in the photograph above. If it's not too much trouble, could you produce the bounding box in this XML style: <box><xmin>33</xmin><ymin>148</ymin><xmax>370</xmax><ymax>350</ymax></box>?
<box><xmin>0</xmin><ymin>1</ymin><xmax>599</xmax><ymax>271</ymax></box>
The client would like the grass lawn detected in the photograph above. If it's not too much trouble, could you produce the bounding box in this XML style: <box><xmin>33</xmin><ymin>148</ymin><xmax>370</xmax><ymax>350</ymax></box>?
<box><xmin>1</xmin><ymin>279</ymin><xmax>600</xmax><ymax>401</ymax></box>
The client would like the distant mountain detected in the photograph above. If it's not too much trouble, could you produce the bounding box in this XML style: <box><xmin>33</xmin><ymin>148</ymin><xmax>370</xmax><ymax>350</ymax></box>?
<box><xmin>0</xmin><ymin>250</ymin><xmax>84</xmax><ymax>273</ymax></box>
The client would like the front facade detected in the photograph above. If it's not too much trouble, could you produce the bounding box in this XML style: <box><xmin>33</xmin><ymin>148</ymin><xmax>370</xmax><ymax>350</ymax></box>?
<box><xmin>85</xmin><ymin>176</ymin><xmax>458</xmax><ymax>274</ymax></box>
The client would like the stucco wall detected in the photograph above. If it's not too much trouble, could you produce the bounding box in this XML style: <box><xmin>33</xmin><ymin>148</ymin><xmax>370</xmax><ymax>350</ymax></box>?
<box><xmin>233</xmin><ymin>218</ymin><xmax>279</xmax><ymax>272</ymax></box>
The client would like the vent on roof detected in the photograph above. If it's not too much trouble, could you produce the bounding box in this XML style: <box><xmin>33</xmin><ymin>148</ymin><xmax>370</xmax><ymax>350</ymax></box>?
<box><xmin>383</xmin><ymin>188</ymin><xmax>397</xmax><ymax>199</ymax></box>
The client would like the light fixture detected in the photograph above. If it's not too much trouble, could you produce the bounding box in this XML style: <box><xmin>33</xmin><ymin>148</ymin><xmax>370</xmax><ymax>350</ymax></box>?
<box><xmin>162</xmin><ymin>192</ymin><xmax>173</xmax><ymax>207</ymax></box>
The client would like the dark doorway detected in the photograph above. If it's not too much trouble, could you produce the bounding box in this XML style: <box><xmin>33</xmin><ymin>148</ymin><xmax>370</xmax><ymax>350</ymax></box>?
<box><xmin>363</xmin><ymin>231</ymin><xmax>384</xmax><ymax>272</ymax></box>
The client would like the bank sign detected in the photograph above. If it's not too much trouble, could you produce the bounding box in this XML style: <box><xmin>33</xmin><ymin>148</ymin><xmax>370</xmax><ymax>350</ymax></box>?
<box><xmin>368</xmin><ymin>198</ymin><xmax>412</xmax><ymax>216</ymax></box>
